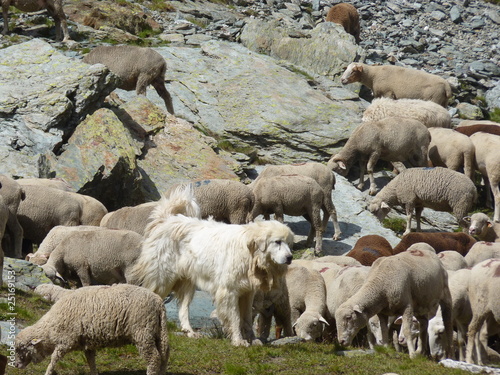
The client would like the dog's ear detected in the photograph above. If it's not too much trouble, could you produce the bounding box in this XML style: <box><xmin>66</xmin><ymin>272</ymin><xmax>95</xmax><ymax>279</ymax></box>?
<box><xmin>247</xmin><ymin>236</ymin><xmax>267</xmax><ymax>255</ymax></box>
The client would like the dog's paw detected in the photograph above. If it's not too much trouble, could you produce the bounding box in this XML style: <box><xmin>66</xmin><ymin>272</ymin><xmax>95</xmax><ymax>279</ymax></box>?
<box><xmin>251</xmin><ymin>339</ymin><xmax>264</xmax><ymax>346</ymax></box>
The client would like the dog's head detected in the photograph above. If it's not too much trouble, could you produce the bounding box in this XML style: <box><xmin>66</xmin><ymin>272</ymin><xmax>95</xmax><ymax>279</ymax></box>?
<box><xmin>247</xmin><ymin>220</ymin><xmax>294</xmax><ymax>265</ymax></box>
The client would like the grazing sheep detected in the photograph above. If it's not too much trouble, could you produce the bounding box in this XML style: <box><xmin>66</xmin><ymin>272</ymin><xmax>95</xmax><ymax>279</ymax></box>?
<box><xmin>328</xmin><ymin>117</ymin><xmax>431</xmax><ymax>195</ymax></box>
<box><xmin>83</xmin><ymin>45</ymin><xmax>175</xmax><ymax>114</ymax></box>
<box><xmin>362</xmin><ymin>98</ymin><xmax>452</xmax><ymax>128</ymax></box>
<box><xmin>325</xmin><ymin>3</ymin><xmax>360</xmax><ymax>43</ymax></box>
<box><xmin>15</xmin><ymin>284</ymin><xmax>169</xmax><ymax>375</ymax></box>
<box><xmin>250</xmin><ymin>174</ymin><xmax>340</xmax><ymax>254</ymax></box>
<box><xmin>335</xmin><ymin>243</ymin><xmax>453</xmax><ymax>359</ymax></box>
<box><xmin>469</xmin><ymin>132</ymin><xmax>500</xmax><ymax>222</ymax></box>
<box><xmin>41</xmin><ymin>228</ymin><xmax>143</xmax><ymax>287</ymax></box>
<box><xmin>1</xmin><ymin>0</ymin><xmax>71</xmax><ymax>42</ymax></box>
<box><xmin>17</xmin><ymin>178</ymin><xmax>74</xmax><ymax>192</ymax></box>
<box><xmin>437</xmin><ymin>251</ymin><xmax>467</xmax><ymax>271</ymax></box>
<box><xmin>465</xmin><ymin>213</ymin><xmax>500</xmax><ymax>242</ymax></box>
<box><xmin>341</xmin><ymin>62</ymin><xmax>452</xmax><ymax>107</ymax></box>
<box><xmin>34</xmin><ymin>283</ymin><xmax>72</xmax><ymax>302</ymax></box>
<box><xmin>427</xmin><ymin>128</ymin><xmax>476</xmax><ymax>180</ymax></box>
<box><xmin>369</xmin><ymin>167</ymin><xmax>478</xmax><ymax>235</ymax></box>
<box><xmin>466</xmin><ymin>258</ymin><xmax>500</xmax><ymax>365</ymax></box>
<box><xmin>392</xmin><ymin>232</ymin><xmax>477</xmax><ymax>256</ymax></box>
<box><xmin>455</xmin><ymin>124</ymin><xmax>500</xmax><ymax>137</ymax></box>
<box><xmin>464</xmin><ymin>241</ymin><xmax>500</xmax><ymax>268</ymax></box>
<box><xmin>346</xmin><ymin>234</ymin><xmax>393</xmax><ymax>266</ymax></box>
<box><xmin>100</xmin><ymin>202</ymin><xmax>157</xmax><ymax>235</ymax></box>
<box><xmin>0</xmin><ymin>174</ymin><xmax>25</xmax><ymax>258</ymax></box>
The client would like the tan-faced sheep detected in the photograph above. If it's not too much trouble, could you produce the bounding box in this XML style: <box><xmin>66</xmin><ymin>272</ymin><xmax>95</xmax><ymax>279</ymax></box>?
<box><xmin>369</xmin><ymin>167</ymin><xmax>478</xmax><ymax>235</ymax></box>
<box><xmin>325</xmin><ymin>3</ymin><xmax>360</xmax><ymax>43</ymax></box>
<box><xmin>437</xmin><ymin>251</ymin><xmax>467</xmax><ymax>271</ymax></box>
<box><xmin>83</xmin><ymin>45</ymin><xmax>174</xmax><ymax>114</ymax></box>
<box><xmin>346</xmin><ymin>234</ymin><xmax>393</xmax><ymax>266</ymax></box>
<box><xmin>15</xmin><ymin>284</ymin><xmax>169</xmax><ymax>374</ymax></box>
<box><xmin>1</xmin><ymin>0</ymin><xmax>71</xmax><ymax>42</ymax></box>
<box><xmin>0</xmin><ymin>175</ymin><xmax>24</xmax><ymax>258</ymax></box>
<box><xmin>34</xmin><ymin>283</ymin><xmax>72</xmax><ymax>302</ymax></box>
<box><xmin>41</xmin><ymin>228</ymin><xmax>143</xmax><ymax>287</ymax></box>
<box><xmin>392</xmin><ymin>232</ymin><xmax>477</xmax><ymax>256</ymax></box>
<box><xmin>328</xmin><ymin>117</ymin><xmax>430</xmax><ymax>195</ymax></box>
<box><xmin>100</xmin><ymin>202</ymin><xmax>157</xmax><ymax>235</ymax></box>
<box><xmin>341</xmin><ymin>62</ymin><xmax>452</xmax><ymax>107</ymax></box>
<box><xmin>362</xmin><ymin>98</ymin><xmax>452</xmax><ymax>128</ymax></box>
<box><xmin>465</xmin><ymin>213</ymin><xmax>500</xmax><ymax>242</ymax></box>
<box><xmin>335</xmin><ymin>243</ymin><xmax>453</xmax><ymax>359</ymax></box>
<box><xmin>250</xmin><ymin>174</ymin><xmax>340</xmax><ymax>254</ymax></box>
<box><xmin>427</xmin><ymin>128</ymin><xmax>476</xmax><ymax>180</ymax></box>
<box><xmin>464</xmin><ymin>241</ymin><xmax>500</xmax><ymax>268</ymax></box>
<box><xmin>465</xmin><ymin>258</ymin><xmax>500</xmax><ymax>365</ymax></box>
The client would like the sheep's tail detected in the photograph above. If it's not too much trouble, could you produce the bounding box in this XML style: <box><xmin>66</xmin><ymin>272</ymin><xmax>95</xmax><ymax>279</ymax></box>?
<box><xmin>158</xmin><ymin>306</ymin><xmax>170</xmax><ymax>373</ymax></box>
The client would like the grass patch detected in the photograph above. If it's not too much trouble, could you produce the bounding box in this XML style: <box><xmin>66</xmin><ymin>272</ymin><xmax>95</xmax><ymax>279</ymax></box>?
<box><xmin>382</xmin><ymin>217</ymin><xmax>407</xmax><ymax>234</ymax></box>
<box><xmin>488</xmin><ymin>107</ymin><xmax>500</xmax><ymax>123</ymax></box>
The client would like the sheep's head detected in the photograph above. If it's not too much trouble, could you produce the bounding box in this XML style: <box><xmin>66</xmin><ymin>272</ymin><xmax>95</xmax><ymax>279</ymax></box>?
<box><xmin>335</xmin><ymin>303</ymin><xmax>367</xmax><ymax>347</ymax></box>
<box><xmin>327</xmin><ymin>155</ymin><xmax>349</xmax><ymax>176</ymax></box>
<box><xmin>427</xmin><ymin>315</ymin><xmax>447</xmax><ymax>361</ymax></box>
<box><xmin>368</xmin><ymin>199</ymin><xmax>391</xmax><ymax>221</ymax></box>
<box><xmin>464</xmin><ymin>213</ymin><xmax>491</xmax><ymax>237</ymax></box>
<box><xmin>15</xmin><ymin>334</ymin><xmax>51</xmax><ymax>369</ymax></box>
<box><xmin>292</xmin><ymin>312</ymin><xmax>329</xmax><ymax>341</ymax></box>
<box><xmin>341</xmin><ymin>63</ymin><xmax>363</xmax><ymax>85</ymax></box>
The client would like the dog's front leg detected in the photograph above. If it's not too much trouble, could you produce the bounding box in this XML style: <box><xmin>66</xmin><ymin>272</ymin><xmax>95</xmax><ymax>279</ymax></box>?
<box><xmin>239</xmin><ymin>292</ymin><xmax>262</xmax><ymax>346</ymax></box>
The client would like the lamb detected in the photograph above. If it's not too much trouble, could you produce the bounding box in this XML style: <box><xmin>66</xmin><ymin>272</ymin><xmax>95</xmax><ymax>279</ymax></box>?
<box><xmin>41</xmin><ymin>228</ymin><xmax>143</xmax><ymax>287</ymax></box>
<box><xmin>83</xmin><ymin>45</ymin><xmax>174</xmax><ymax>114</ymax></box>
<box><xmin>0</xmin><ymin>174</ymin><xmax>24</xmax><ymax>258</ymax></box>
<box><xmin>362</xmin><ymin>98</ymin><xmax>452</xmax><ymax>128</ymax></box>
<box><xmin>346</xmin><ymin>234</ymin><xmax>393</xmax><ymax>266</ymax></box>
<box><xmin>325</xmin><ymin>3</ymin><xmax>360</xmax><ymax>43</ymax></box>
<box><xmin>437</xmin><ymin>251</ymin><xmax>467</xmax><ymax>271</ymax></box>
<box><xmin>469</xmin><ymin>132</ymin><xmax>500</xmax><ymax>222</ymax></box>
<box><xmin>427</xmin><ymin>128</ymin><xmax>476</xmax><ymax>180</ymax></box>
<box><xmin>465</xmin><ymin>213</ymin><xmax>500</xmax><ymax>242</ymax></box>
<box><xmin>335</xmin><ymin>243</ymin><xmax>453</xmax><ymax>359</ymax></box>
<box><xmin>340</xmin><ymin>62</ymin><xmax>452</xmax><ymax>107</ymax></box>
<box><xmin>15</xmin><ymin>284</ymin><xmax>169</xmax><ymax>375</ymax></box>
<box><xmin>328</xmin><ymin>117</ymin><xmax>431</xmax><ymax>195</ymax></box>
<box><xmin>464</xmin><ymin>241</ymin><xmax>500</xmax><ymax>267</ymax></box>
<box><xmin>250</xmin><ymin>174</ymin><xmax>340</xmax><ymax>254</ymax></box>
<box><xmin>369</xmin><ymin>167</ymin><xmax>478</xmax><ymax>235</ymax></box>
<box><xmin>100</xmin><ymin>202</ymin><xmax>158</xmax><ymax>235</ymax></box>
<box><xmin>34</xmin><ymin>283</ymin><xmax>72</xmax><ymax>302</ymax></box>
<box><xmin>392</xmin><ymin>232</ymin><xmax>477</xmax><ymax>256</ymax></box>
<box><xmin>1</xmin><ymin>0</ymin><xmax>71</xmax><ymax>42</ymax></box>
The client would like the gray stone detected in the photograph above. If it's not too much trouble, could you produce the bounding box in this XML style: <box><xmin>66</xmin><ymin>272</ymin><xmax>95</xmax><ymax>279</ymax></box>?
<box><xmin>450</xmin><ymin>5</ymin><xmax>463</xmax><ymax>23</ymax></box>
<box><xmin>431</xmin><ymin>10</ymin><xmax>446</xmax><ymax>21</ymax></box>
<box><xmin>2</xmin><ymin>257</ymin><xmax>52</xmax><ymax>292</ymax></box>
<box><xmin>486</xmin><ymin>9</ymin><xmax>500</xmax><ymax>24</ymax></box>
<box><xmin>456</xmin><ymin>102</ymin><xmax>484</xmax><ymax>120</ymax></box>
<box><xmin>486</xmin><ymin>83</ymin><xmax>500</xmax><ymax>110</ymax></box>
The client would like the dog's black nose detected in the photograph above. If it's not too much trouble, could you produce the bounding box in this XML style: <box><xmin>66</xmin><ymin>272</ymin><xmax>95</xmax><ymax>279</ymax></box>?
<box><xmin>286</xmin><ymin>255</ymin><xmax>293</xmax><ymax>265</ymax></box>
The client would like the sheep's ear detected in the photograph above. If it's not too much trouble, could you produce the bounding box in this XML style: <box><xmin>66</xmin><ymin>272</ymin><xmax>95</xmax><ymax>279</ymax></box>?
<box><xmin>30</xmin><ymin>338</ymin><xmax>42</xmax><ymax>346</ymax></box>
<box><xmin>338</xmin><ymin>161</ymin><xmax>347</xmax><ymax>170</ymax></box>
<box><xmin>319</xmin><ymin>316</ymin><xmax>330</xmax><ymax>326</ymax></box>
<box><xmin>394</xmin><ymin>316</ymin><xmax>403</xmax><ymax>325</ymax></box>
<box><xmin>381</xmin><ymin>202</ymin><xmax>390</xmax><ymax>209</ymax></box>
<box><xmin>25</xmin><ymin>253</ymin><xmax>34</xmax><ymax>261</ymax></box>
<box><xmin>353</xmin><ymin>305</ymin><xmax>362</xmax><ymax>314</ymax></box>
<box><xmin>55</xmin><ymin>272</ymin><xmax>66</xmax><ymax>283</ymax></box>
<box><xmin>488</xmin><ymin>221</ymin><xmax>493</xmax><ymax>228</ymax></box>
<box><xmin>463</xmin><ymin>216</ymin><xmax>471</xmax><ymax>223</ymax></box>
<box><xmin>354</xmin><ymin>64</ymin><xmax>363</xmax><ymax>73</ymax></box>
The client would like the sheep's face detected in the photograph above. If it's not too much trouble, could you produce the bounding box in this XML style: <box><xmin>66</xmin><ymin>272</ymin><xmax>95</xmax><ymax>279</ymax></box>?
<box><xmin>15</xmin><ymin>338</ymin><xmax>48</xmax><ymax>368</ymax></box>
<box><xmin>335</xmin><ymin>304</ymin><xmax>367</xmax><ymax>347</ymax></box>
<box><xmin>427</xmin><ymin>317</ymin><xmax>446</xmax><ymax>360</ymax></box>
<box><xmin>341</xmin><ymin>63</ymin><xmax>362</xmax><ymax>85</ymax></box>
<box><xmin>465</xmin><ymin>214</ymin><xmax>490</xmax><ymax>237</ymax></box>
<box><xmin>327</xmin><ymin>156</ymin><xmax>348</xmax><ymax>176</ymax></box>
<box><xmin>293</xmin><ymin>312</ymin><xmax>328</xmax><ymax>341</ymax></box>
<box><xmin>369</xmin><ymin>200</ymin><xmax>391</xmax><ymax>222</ymax></box>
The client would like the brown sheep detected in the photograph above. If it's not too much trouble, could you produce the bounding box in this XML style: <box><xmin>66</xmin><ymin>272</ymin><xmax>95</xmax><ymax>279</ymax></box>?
<box><xmin>325</xmin><ymin>3</ymin><xmax>360</xmax><ymax>43</ymax></box>
<box><xmin>392</xmin><ymin>232</ymin><xmax>477</xmax><ymax>256</ymax></box>
<box><xmin>347</xmin><ymin>234</ymin><xmax>393</xmax><ymax>266</ymax></box>
<box><xmin>455</xmin><ymin>124</ymin><xmax>500</xmax><ymax>137</ymax></box>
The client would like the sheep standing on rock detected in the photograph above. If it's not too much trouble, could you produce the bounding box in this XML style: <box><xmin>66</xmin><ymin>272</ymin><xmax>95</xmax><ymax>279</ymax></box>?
<box><xmin>362</xmin><ymin>98</ymin><xmax>452</xmax><ymax>128</ymax></box>
<box><xmin>15</xmin><ymin>284</ymin><xmax>169</xmax><ymax>375</ymax></box>
<box><xmin>392</xmin><ymin>232</ymin><xmax>476</xmax><ymax>256</ymax></box>
<box><xmin>1</xmin><ymin>0</ymin><xmax>71</xmax><ymax>42</ymax></box>
<box><xmin>465</xmin><ymin>213</ymin><xmax>500</xmax><ymax>242</ymax></box>
<box><xmin>328</xmin><ymin>117</ymin><xmax>430</xmax><ymax>195</ymax></box>
<box><xmin>369</xmin><ymin>167</ymin><xmax>477</xmax><ymax>235</ymax></box>
<box><xmin>346</xmin><ymin>234</ymin><xmax>393</xmax><ymax>266</ymax></box>
<box><xmin>325</xmin><ymin>3</ymin><xmax>360</xmax><ymax>43</ymax></box>
<box><xmin>83</xmin><ymin>45</ymin><xmax>175</xmax><ymax>114</ymax></box>
<box><xmin>340</xmin><ymin>62</ymin><xmax>452</xmax><ymax>107</ymax></box>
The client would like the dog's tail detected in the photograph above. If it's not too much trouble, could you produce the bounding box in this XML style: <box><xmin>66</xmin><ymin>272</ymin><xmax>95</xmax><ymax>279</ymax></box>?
<box><xmin>149</xmin><ymin>185</ymin><xmax>201</xmax><ymax>227</ymax></box>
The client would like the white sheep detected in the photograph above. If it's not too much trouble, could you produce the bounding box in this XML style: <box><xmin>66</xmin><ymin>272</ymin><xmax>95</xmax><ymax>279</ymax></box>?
<box><xmin>41</xmin><ymin>228</ymin><xmax>143</xmax><ymax>287</ymax></box>
<box><xmin>17</xmin><ymin>178</ymin><xmax>74</xmax><ymax>192</ymax></box>
<box><xmin>328</xmin><ymin>117</ymin><xmax>431</xmax><ymax>195</ymax></box>
<box><xmin>0</xmin><ymin>174</ymin><xmax>25</xmax><ymax>258</ymax></box>
<box><xmin>100</xmin><ymin>202</ymin><xmax>158</xmax><ymax>235</ymax></box>
<box><xmin>250</xmin><ymin>174</ymin><xmax>339</xmax><ymax>254</ymax></box>
<box><xmin>1</xmin><ymin>0</ymin><xmax>71</xmax><ymax>42</ymax></box>
<box><xmin>464</xmin><ymin>241</ymin><xmax>500</xmax><ymax>268</ymax></box>
<box><xmin>362</xmin><ymin>98</ymin><xmax>452</xmax><ymax>128</ymax></box>
<box><xmin>0</xmin><ymin>197</ymin><xmax>8</xmax><ymax>284</ymax></box>
<box><xmin>427</xmin><ymin>128</ymin><xmax>476</xmax><ymax>180</ymax></box>
<box><xmin>335</xmin><ymin>243</ymin><xmax>453</xmax><ymax>359</ymax></box>
<box><xmin>313</xmin><ymin>255</ymin><xmax>362</xmax><ymax>267</ymax></box>
<box><xmin>83</xmin><ymin>45</ymin><xmax>174</xmax><ymax>114</ymax></box>
<box><xmin>465</xmin><ymin>258</ymin><xmax>500</xmax><ymax>365</ymax></box>
<box><xmin>34</xmin><ymin>283</ymin><xmax>72</xmax><ymax>302</ymax></box>
<box><xmin>469</xmin><ymin>132</ymin><xmax>500</xmax><ymax>223</ymax></box>
<box><xmin>15</xmin><ymin>284</ymin><xmax>169</xmax><ymax>374</ymax></box>
<box><xmin>465</xmin><ymin>212</ymin><xmax>500</xmax><ymax>243</ymax></box>
<box><xmin>369</xmin><ymin>167</ymin><xmax>477</xmax><ymax>235</ymax></box>
<box><xmin>437</xmin><ymin>251</ymin><xmax>467</xmax><ymax>271</ymax></box>
<box><xmin>340</xmin><ymin>62</ymin><xmax>452</xmax><ymax>107</ymax></box>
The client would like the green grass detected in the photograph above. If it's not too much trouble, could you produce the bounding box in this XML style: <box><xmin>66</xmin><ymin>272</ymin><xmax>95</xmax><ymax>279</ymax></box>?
<box><xmin>489</xmin><ymin>108</ymin><xmax>500</xmax><ymax>123</ymax></box>
<box><xmin>382</xmin><ymin>217</ymin><xmax>407</xmax><ymax>234</ymax></box>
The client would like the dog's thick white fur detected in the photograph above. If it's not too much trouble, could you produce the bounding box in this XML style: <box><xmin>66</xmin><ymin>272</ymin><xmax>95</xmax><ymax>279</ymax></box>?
<box><xmin>129</xmin><ymin>186</ymin><xmax>294</xmax><ymax>346</ymax></box>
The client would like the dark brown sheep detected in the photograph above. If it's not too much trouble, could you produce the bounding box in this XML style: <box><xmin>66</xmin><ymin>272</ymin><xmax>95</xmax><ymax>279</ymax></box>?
<box><xmin>346</xmin><ymin>234</ymin><xmax>393</xmax><ymax>266</ymax></box>
<box><xmin>392</xmin><ymin>232</ymin><xmax>477</xmax><ymax>256</ymax></box>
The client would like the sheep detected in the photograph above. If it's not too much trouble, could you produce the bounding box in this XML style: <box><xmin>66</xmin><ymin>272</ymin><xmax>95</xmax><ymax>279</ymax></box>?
<box><xmin>328</xmin><ymin>117</ymin><xmax>431</xmax><ymax>195</ymax></box>
<box><xmin>313</xmin><ymin>255</ymin><xmax>362</xmax><ymax>267</ymax></box>
<box><xmin>437</xmin><ymin>251</ymin><xmax>467</xmax><ymax>271</ymax></box>
<box><xmin>83</xmin><ymin>45</ymin><xmax>174</xmax><ymax>114</ymax></box>
<box><xmin>253</xmin><ymin>162</ymin><xmax>341</xmax><ymax>238</ymax></box>
<box><xmin>466</xmin><ymin>258</ymin><xmax>500</xmax><ymax>365</ymax></box>
<box><xmin>41</xmin><ymin>228</ymin><xmax>143</xmax><ymax>287</ymax></box>
<box><xmin>392</xmin><ymin>232</ymin><xmax>477</xmax><ymax>256</ymax></box>
<box><xmin>362</xmin><ymin>98</ymin><xmax>452</xmax><ymax>128</ymax></box>
<box><xmin>325</xmin><ymin>3</ymin><xmax>360</xmax><ymax>43</ymax></box>
<box><xmin>34</xmin><ymin>283</ymin><xmax>72</xmax><ymax>302</ymax></box>
<box><xmin>1</xmin><ymin>0</ymin><xmax>71</xmax><ymax>42</ymax></box>
<box><xmin>427</xmin><ymin>128</ymin><xmax>476</xmax><ymax>180</ymax></box>
<box><xmin>100</xmin><ymin>202</ymin><xmax>158</xmax><ymax>235</ymax></box>
<box><xmin>291</xmin><ymin>259</ymin><xmax>343</xmax><ymax>275</ymax></box>
<box><xmin>346</xmin><ymin>234</ymin><xmax>393</xmax><ymax>266</ymax></box>
<box><xmin>465</xmin><ymin>213</ymin><xmax>500</xmax><ymax>242</ymax></box>
<box><xmin>469</xmin><ymin>132</ymin><xmax>500</xmax><ymax>222</ymax></box>
<box><xmin>250</xmin><ymin>174</ymin><xmax>339</xmax><ymax>254</ymax></box>
<box><xmin>455</xmin><ymin>124</ymin><xmax>500</xmax><ymax>137</ymax></box>
<box><xmin>17</xmin><ymin>177</ymin><xmax>74</xmax><ymax>192</ymax></box>
<box><xmin>464</xmin><ymin>241</ymin><xmax>500</xmax><ymax>268</ymax></box>
<box><xmin>14</xmin><ymin>284</ymin><xmax>169</xmax><ymax>375</ymax></box>
<box><xmin>0</xmin><ymin>197</ymin><xmax>8</xmax><ymax>284</ymax></box>
<box><xmin>0</xmin><ymin>174</ymin><xmax>25</xmax><ymax>258</ymax></box>
<box><xmin>340</xmin><ymin>62</ymin><xmax>452</xmax><ymax>107</ymax></box>
<box><xmin>335</xmin><ymin>243</ymin><xmax>453</xmax><ymax>359</ymax></box>
<box><xmin>369</xmin><ymin>167</ymin><xmax>478</xmax><ymax>235</ymax></box>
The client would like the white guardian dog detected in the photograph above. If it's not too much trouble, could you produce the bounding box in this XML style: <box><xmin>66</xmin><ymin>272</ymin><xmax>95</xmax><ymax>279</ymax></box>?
<box><xmin>129</xmin><ymin>186</ymin><xmax>294</xmax><ymax>346</ymax></box>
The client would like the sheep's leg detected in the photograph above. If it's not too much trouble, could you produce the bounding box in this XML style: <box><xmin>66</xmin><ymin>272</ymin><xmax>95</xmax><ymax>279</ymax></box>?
<box><xmin>402</xmin><ymin>309</ymin><xmax>418</xmax><ymax>359</ymax></box>
<box><xmin>152</xmin><ymin>77</ymin><xmax>175</xmax><ymax>115</ymax></box>
<box><xmin>404</xmin><ymin>204</ymin><xmax>414</xmax><ymax>235</ymax></box>
<box><xmin>136</xmin><ymin>74</ymin><xmax>149</xmax><ymax>96</ymax></box>
<box><xmin>6</xmin><ymin>212</ymin><xmax>23</xmax><ymax>258</ymax></box>
<box><xmin>84</xmin><ymin>350</ymin><xmax>98</xmax><ymax>375</ymax></box>
<box><xmin>357</xmin><ymin>160</ymin><xmax>367</xmax><ymax>191</ymax></box>
<box><xmin>366</xmin><ymin>153</ymin><xmax>380</xmax><ymax>195</ymax></box>
<box><xmin>45</xmin><ymin>346</ymin><xmax>68</xmax><ymax>375</ymax></box>
<box><xmin>323</xmin><ymin>196</ymin><xmax>342</xmax><ymax>240</ymax></box>
<box><xmin>440</xmin><ymin>288</ymin><xmax>454</xmax><ymax>360</ymax></box>
<box><xmin>135</xmin><ymin>340</ymin><xmax>162</xmax><ymax>375</ymax></box>
<box><xmin>377</xmin><ymin>314</ymin><xmax>390</xmax><ymax>347</ymax></box>
<box><xmin>414</xmin><ymin>206</ymin><xmax>424</xmax><ymax>232</ymax></box>
<box><xmin>2</xmin><ymin>6</ymin><xmax>9</xmax><ymax>35</ymax></box>
<box><xmin>457</xmin><ymin>322</ymin><xmax>467</xmax><ymax>362</ymax></box>
<box><xmin>466</xmin><ymin>313</ymin><xmax>486</xmax><ymax>365</ymax></box>
<box><xmin>76</xmin><ymin>267</ymin><xmax>92</xmax><ymax>287</ymax></box>
<box><xmin>256</xmin><ymin>307</ymin><xmax>273</xmax><ymax>341</ymax></box>
<box><xmin>490</xmin><ymin>177</ymin><xmax>500</xmax><ymax>222</ymax></box>
<box><xmin>416</xmin><ymin>317</ymin><xmax>429</xmax><ymax>356</ymax></box>
<box><xmin>311</xmin><ymin>207</ymin><xmax>323</xmax><ymax>255</ymax></box>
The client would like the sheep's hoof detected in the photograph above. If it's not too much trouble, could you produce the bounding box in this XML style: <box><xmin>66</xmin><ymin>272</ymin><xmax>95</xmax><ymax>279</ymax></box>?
<box><xmin>368</xmin><ymin>189</ymin><xmax>378</xmax><ymax>196</ymax></box>
<box><xmin>356</xmin><ymin>183</ymin><xmax>364</xmax><ymax>190</ymax></box>
<box><xmin>332</xmin><ymin>233</ymin><xmax>341</xmax><ymax>241</ymax></box>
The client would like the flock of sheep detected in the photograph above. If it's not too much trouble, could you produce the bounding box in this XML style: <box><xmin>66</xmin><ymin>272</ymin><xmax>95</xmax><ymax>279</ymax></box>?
<box><xmin>1</xmin><ymin>1</ymin><xmax>500</xmax><ymax>375</ymax></box>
